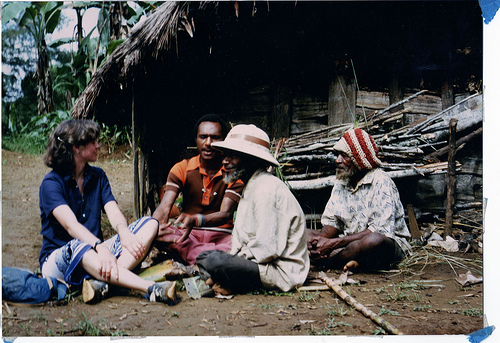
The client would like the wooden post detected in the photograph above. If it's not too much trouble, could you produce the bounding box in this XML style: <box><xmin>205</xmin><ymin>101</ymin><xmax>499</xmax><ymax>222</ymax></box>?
<box><xmin>388</xmin><ymin>74</ymin><xmax>404</xmax><ymax>113</ymax></box>
<box><xmin>271</xmin><ymin>83</ymin><xmax>292</xmax><ymax>139</ymax></box>
<box><xmin>140</xmin><ymin>149</ymin><xmax>147</xmax><ymax>215</ymax></box>
<box><xmin>328</xmin><ymin>68</ymin><xmax>356</xmax><ymax>126</ymax></box>
<box><xmin>444</xmin><ymin>118</ymin><xmax>458</xmax><ymax>238</ymax></box>
<box><xmin>441</xmin><ymin>79</ymin><xmax>454</xmax><ymax>110</ymax></box>
<box><xmin>132</xmin><ymin>90</ymin><xmax>140</xmax><ymax>219</ymax></box>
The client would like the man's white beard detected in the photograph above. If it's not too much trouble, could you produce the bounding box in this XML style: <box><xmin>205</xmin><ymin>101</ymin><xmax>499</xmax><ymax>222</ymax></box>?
<box><xmin>224</xmin><ymin>167</ymin><xmax>246</xmax><ymax>184</ymax></box>
<box><xmin>336</xmin><ymin>165</ymin><xmax>357</xmax><ymax>180</ymax></box>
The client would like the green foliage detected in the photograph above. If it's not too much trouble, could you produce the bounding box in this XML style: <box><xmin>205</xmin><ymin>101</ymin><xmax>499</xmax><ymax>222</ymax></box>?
<box><xmin>99</xmin><ymin>123</ymin><xmax>132</xmax><ymax>153</ymax></box>
<box><xmin>19</xmin><ymin>323</ymin><xmax>33</xmax><ymax>336</ymax></box>
<box><xmin>259</xmin><ymin>303</ymin><xmax>284</xmax><ymax>310</ymax></box>
<box><xmin>2</xmin><ymin>110</ymin><xmax>72</xmax><ymax>154</ymax></box>
<box><xmin>372</xmin><ymin>326</ymin><xmax>386</xmax><ymax>335</ymax></box>
<box><xmin>325</xmin><ymin>303</ymin><xmax>351</xmax><ymax>317</ymax></box>
<box><xmin>378</xmin><ymin>284</ymin><xmax>421</xmax><ymax>303</ymax></box>
<box><xmin>2</xmin><ymin>2</ymin><xmax>64</xmax><ymax>48</ymax></box>
<box><xmin>2</xmin><ymin>1</ymin><xmax>158</xmax><ymax>157</ymax></box>
<box><xmin>460</xmin><ymin>308</ymin><xmax>482</xmax><ymax>317</ymax></box>
<box><xmin>75</xmin><ymin>312</ymin><xmax>127</xmax><ymax>336</ymax></box>
<box><xmin>398</xmin><ymin>280</ymin><xmax>426</xmax><ymax>290</ymax></box>
<box><xmin>307</xmin><ymin>317</ymin><xmax>351</xmax><ymax>335</ymax></box>
<box><xmin>378</xmin><ymin>308</ymin><xmax>400</xmax><ymax>316</ymax></box>
<box><xmin>413</xmin><ymin>304</ymin><xmax>431</xmax><ymax>311</ymax></box>
<box><xmin>248</xmin><ymin>289</ymin><xmax>294</xmax><ymax>297</ymax></box>
<box><xmin>295</xmin><ymin>290</ymin><xmax>320</xmax><ymax>302</ymax></box>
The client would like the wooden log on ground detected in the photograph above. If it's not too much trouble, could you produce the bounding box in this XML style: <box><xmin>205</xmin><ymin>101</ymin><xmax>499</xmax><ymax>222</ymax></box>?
<box><xmin>444</xmin><ymin>118</ymin><xmax>458</xmax><ymax>238</ymax></box>
<box><xmin>318</xmin><ymin>272</ymin><xmax>404</xmax><ymax>335</ymax></box>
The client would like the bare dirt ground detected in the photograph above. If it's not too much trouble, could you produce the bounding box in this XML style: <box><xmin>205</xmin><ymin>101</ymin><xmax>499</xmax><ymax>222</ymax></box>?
<box><xmin>2</xmin><ymin>148</ymin><xmax>483</xmax><ymax>338</ymax></box>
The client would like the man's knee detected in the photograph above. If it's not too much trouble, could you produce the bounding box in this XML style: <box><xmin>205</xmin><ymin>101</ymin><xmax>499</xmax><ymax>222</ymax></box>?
<box><xmin>362</xmin><ymin>232</ymin><xmax>393</xmax><ymax>249</ymax></box>
<box><xmin>197</xmin><ymin>250</ymin><xmax>228</xmax><ymax>271</ymax></box>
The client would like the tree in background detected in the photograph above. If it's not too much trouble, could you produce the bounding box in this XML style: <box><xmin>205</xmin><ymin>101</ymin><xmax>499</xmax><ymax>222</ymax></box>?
<box><xmin>2</xmin><ymin>1</ymin><xmax>161</xmax><ymax>153</ymax></box>
<box><xmin>2</xmin><ymin>2</ymin><xmax>63</xmax><ymax>116</ymax></box>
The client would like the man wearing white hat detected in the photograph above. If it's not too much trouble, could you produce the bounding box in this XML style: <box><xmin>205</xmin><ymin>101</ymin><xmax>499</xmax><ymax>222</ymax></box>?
<box><xmin>196</xmin><ymin>124</ymin><xmax>310</xmax><ymax>295</ymax></box>
<box><xmin>308</xmin><ymin>128</ymin><xmax>412</xmax><ymax>272</ymax></box>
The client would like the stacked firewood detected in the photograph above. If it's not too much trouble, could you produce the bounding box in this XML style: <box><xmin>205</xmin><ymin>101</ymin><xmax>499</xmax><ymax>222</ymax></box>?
<box><xmin>275</xmin><ymin>91</ymin><xmax>482</xmax><ymax>190</ymax></box>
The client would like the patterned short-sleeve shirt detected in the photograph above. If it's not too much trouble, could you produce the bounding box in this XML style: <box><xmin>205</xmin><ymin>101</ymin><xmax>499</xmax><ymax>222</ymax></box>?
<box><xmin>321</xmin><ymin>168</ymin><xmax>412</xmax><ymax>256</ymax></box>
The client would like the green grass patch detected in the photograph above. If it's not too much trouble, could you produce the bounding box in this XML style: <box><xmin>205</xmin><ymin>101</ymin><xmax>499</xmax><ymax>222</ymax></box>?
<box><xmin>325</xmin><ymin>303</ymin><xmax>351</xmax><ymax>317</ymax></box>
<box><xmin>2</xmin><ymin>133</ymin><xmax>47</xmax><ymax>155</ymax></box>
<box><xmin>295</xmin><ymin>290</ymin><xmax>320</xmax><ymax>302</ymax></box>
<box><xmin>378</xmin><ymin>308</ymin><xmax>400</xmax><ymax>316</ymax></box>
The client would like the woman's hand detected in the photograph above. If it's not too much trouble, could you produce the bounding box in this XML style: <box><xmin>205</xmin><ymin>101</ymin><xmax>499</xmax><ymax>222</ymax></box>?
<box><xmin>119</xmin><ymin>228</ymin><xmax>146</xmax><ymax>261</ymax></box>
<box><xmin>94</xmin><ymin>244</ymin><xmax>119</xmax><ymax>281</ymax></box>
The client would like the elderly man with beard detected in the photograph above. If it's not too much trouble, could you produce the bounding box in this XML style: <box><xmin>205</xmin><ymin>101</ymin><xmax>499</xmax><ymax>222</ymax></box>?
<box><xmin>196</xmin><ymin>124</ymin><xmax>310</xmax><ymax>295</ymax></box>
<box><xmin>307</xmin><ymin>128</ymin><xmax>412</xmax><ymax>272</ymax></box>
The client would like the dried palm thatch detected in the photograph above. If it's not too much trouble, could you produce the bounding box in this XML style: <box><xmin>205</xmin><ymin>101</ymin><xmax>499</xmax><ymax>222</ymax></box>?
<box><xmin>72</xmin><ymin>1</ymin><xmax>213</xmax><ymax>119</ymax></box>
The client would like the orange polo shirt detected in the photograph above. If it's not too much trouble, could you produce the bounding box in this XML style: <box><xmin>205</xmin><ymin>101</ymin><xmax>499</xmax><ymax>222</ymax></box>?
<box><xmin>164</xmin><ymin>155</ymin><xmax>244</xmax><ymax>229</ymax></box>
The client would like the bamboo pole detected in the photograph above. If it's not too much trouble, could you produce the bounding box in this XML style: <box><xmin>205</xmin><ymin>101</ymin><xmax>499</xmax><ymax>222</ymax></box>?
<box><xmin>318</xmin><ymin>272</ymin><xmax>404</xmax><ymax>335</ymax></box>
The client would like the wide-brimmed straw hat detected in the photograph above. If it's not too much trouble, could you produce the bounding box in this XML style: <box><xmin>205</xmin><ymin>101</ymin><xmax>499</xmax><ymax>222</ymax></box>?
<box><xmin>212</xmin><ymin>124</ymin><xmax>280</xmax><ymax>167</ymax></box>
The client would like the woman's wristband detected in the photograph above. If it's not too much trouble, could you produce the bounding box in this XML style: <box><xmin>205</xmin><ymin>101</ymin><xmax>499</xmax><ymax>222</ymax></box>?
<box><xmin>93</xmin><ymin>239</ymin><xmax>102</xmax><ymax>251</ymax></box>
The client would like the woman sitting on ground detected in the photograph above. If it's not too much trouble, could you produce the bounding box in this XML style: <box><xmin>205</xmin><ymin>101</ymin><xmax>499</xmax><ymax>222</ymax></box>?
<box><xmin>39</xmin><ymin>119</ymin><xmax>176</xmax><ymax>304</ymax></box>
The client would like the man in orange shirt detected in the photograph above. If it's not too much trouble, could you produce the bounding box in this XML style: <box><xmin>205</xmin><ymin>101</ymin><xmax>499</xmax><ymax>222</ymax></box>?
<box><xmin>153</xmin><ymin>114</ymin><xmax>244</xmax><ymax>265</ymax></box>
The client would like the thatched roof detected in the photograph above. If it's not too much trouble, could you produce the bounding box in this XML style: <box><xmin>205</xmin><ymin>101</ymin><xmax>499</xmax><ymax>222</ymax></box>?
<box><xmin>72</xmin><ymin>1</ymin><xmax>210</xmax><ymax>119</ymax></box>
<box><xmin>72</xmin><ymin>1</ymin><xmax>482</xmax><ymax>123</ymax></box>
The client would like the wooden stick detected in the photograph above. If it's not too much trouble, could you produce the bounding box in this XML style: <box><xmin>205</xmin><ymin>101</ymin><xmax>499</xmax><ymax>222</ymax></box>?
<box><xmin>318</xmin><ymin>272</ymin><xmax>404</xmax><ymax>335</ymax></box>
<box><xmin>424</xmin><ymin>126</ymin><xmax>482</xmax><ymax>162</ymax></box>
<box><xmin>444</xmin><ymin>118</ymin><xmax>458</xmax><ymax>238</ymax></box>
<box><xmin>407</xmin><ymin>204</ymin><xmax>422</xmax><ymax>238</ymax></box>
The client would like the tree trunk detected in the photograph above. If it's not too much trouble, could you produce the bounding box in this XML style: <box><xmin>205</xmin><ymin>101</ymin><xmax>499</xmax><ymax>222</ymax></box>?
<box><xmin>75</xmin><ymin>8</ymin><xmax>83</xmax><ymax>48</ymax></box>
<box><xmin>35</xmin><ymin>40</ymin><xmax>55</xmax><ymax>116</ymax></box>
<box><xmin>110</xmin><ymin>2</ymin><xmax>129</xmax><ymax>41</ymax></box>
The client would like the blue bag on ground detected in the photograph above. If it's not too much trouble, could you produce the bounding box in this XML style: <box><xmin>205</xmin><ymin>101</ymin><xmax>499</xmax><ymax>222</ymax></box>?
<box><xmin>2</xmin><ymin>267</ymin><xmax>67</xmax><ymax>304</ymax></box>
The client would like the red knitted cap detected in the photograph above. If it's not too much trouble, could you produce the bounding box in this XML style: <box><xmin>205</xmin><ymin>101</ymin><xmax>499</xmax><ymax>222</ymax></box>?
<box><xmin>333</xmin><ymin>128</ymin><xmax>381</xmax><ymax>170</ymax></box>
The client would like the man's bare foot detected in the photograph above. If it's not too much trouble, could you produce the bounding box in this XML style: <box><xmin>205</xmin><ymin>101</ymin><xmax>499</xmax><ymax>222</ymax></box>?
<box><xmin>343</xmin><ymin>260</ymin><xmax>359</xmax><ymax>272</ymax></box>
<box><xmin>205</xmin><ymin>277</ymin><xmax>214</xmax><ymax>286</ymax></box>
<box><xmin>205</xmin><ymin>278</ymin><xmax>232</xmax><ymax>295</ymax></box>
<box><xmin>212</xmin><ymin>282</ymin><xmax>232</xmax><ymax>296</ymax></box>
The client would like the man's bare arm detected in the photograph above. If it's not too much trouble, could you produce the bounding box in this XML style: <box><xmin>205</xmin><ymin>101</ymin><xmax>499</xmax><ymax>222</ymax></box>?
<box><xmin>152</xmin><ymin>189</ymin><xmax>178</xmax><ymax>225</ymax></box>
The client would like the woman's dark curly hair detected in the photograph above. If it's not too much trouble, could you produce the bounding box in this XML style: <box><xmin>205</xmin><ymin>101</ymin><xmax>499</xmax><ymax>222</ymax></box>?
<box><xmin>43</xmin><ymin>119</ymin><xmax>100</xmax><ymax>174</ymax></box>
